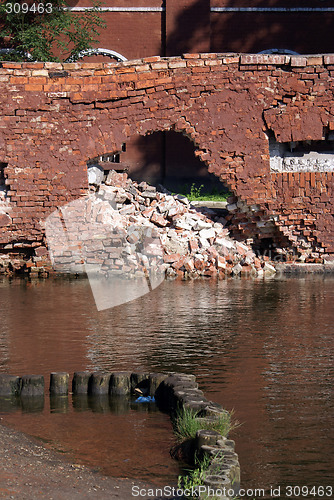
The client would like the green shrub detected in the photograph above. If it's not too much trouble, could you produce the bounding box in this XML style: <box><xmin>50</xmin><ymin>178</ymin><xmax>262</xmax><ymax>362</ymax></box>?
<box><xmin>0</xmin><ymin>0</ymin><xmax>105</xmax><ymax>62</ymax></box>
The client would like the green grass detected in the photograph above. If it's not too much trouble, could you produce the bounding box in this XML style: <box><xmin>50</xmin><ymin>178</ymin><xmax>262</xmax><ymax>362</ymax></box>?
<box><xmin>178</xmin><ymin>453</ymin><xmax>239</xmax><ymax>500</ymax></box>
<box><xmin>176</xmin><ymin>183</ymin><xmax>231</xmax><ymax>202</ymax></box>
<box><xmin>173</xmin><ymin>407</ymin><xmax>240</xmax><ymax>500</ymax></box>
<box><xmin>178</xmin><ymin>453</ymin><xmax>211</xmax><ymax>492</ymax></box>
<box><xmin>173</xmin><ymin>406</ymin><xmax>234</xmax><ymax>442</ymax></box>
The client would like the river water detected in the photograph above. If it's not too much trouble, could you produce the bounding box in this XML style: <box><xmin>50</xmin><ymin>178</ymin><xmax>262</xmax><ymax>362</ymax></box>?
<box><xmin>0</xmin><ymin>275</ymin><xmax>333</xmax><ymax>498</ymax></box>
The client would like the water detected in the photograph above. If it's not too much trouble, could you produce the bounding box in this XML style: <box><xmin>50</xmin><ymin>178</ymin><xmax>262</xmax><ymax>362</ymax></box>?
<box><xmin>0</xmin><ymin>275</ymin><xmax>333</xmax><ymax>497</ymax></box>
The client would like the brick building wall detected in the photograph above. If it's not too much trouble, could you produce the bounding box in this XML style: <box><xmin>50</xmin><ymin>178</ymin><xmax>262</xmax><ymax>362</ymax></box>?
<box><xmin>3</xmin><ymin>1</ymin><xmax>328</xmax><ymax>61</ymax></box>
<box><xmin>0</xmin><ymin>54</ymin><xmax>333</xmax><ymax>261</ymax></box>
<box><xmin>56</xmin><ymin>1</ymin><xmax>334</xmax><ymax>196</ymax></box>
<box><xmin>210</xmin><ymin>1</ymin><xmax>334</xmax><ymax>55</ymax></box>
<box><xmin>62</xmin><ymin>1</ymin><xmax>334</xmax><ymax>60</ymax></box>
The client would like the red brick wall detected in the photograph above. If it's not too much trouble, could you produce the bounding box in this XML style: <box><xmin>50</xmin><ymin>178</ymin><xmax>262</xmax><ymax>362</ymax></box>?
<box><xmin>211</xmin><ymin>1</ymin><xmax>334</xmax><ymax>54</ymax></box>
<box><xmin>67</xmin><ymin>1</ymin><xmax>334</xmax><ymax>58</ymax></box>
<box><xmin>96</xmin><ymin>11</ymin><xmax>163</xmax><ymax>60</ymax></box>
<box><xmin>165</xmin><ymin>0</ymin><xmax>211</xmax><ymax>56</ymax></box>
<box><xmin>3</xmin><ymin>1</ymin><xmax>334</xmax><ymax>59</ymax></box>
<box><xmin>0</xmin><ymin>53</ymin><xmax>333</xmax><ymax>258</ymax></box>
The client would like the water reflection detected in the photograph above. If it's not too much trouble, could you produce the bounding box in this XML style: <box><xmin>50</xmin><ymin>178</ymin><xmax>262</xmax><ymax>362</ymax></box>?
<box><xmin>0</xmin><ymin>393</ymin><xmax>161</xmax><ymax>416</ymax></box>
<box><xmin>0</xmin><ymin>275</ymin><xmax>333</xmax><ymax>496</ymax></box>
<box><xmin>0</xmin><ymin>389</ymin><xmax>178</xmax><ymax>484</ymax></box>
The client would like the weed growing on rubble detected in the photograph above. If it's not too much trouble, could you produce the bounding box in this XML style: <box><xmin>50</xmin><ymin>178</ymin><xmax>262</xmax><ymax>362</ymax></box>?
<box><xmin>178</xmin><ymin>183</ymin><xmax>231</xmax><ymax>201</ymax></box>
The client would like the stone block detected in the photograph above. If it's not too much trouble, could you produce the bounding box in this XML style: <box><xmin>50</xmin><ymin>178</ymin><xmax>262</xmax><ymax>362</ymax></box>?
<box><xmin>0</xmin><ymin>214</ymin><xmax>11</xmax><ymax>227</ymax></box>
<box><xmin>110</xmin><ymin>372</ymin><xmax>131</xmax><ymax>396</ymax></box>
<box><xmin>306</xmin><ymin>55</ymin><xmax>324</xmax><ymax>66</ymax></box>
<box><xmin>240</xmin><ymin>54</ymin><xmax>288</xmax><ymax>65</ymax></box>
<box><xmin>290</xmin><ymin>57</ymin><xmax>307</xmax><ymax>67</ymax></box>
<box><xmin>0</xmin><ymin>374</ymin><xmax>21</xmax><ymax>396</ymax></box>
<box><xmin>150</xmin><ymin>212</ymin><xmax>168</xmax><ymax>227</ymax></box>
<box><xmin>20</xmin><ymin>375</ymin><xmax>44</xmax><ymax>397</ymax></box>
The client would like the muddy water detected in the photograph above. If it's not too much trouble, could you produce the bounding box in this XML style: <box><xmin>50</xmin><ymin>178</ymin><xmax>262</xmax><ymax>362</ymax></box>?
<box><xmin>0</xmin><ymin>275</ymin><xmax>333</xmax><ymax>496</ymax></box>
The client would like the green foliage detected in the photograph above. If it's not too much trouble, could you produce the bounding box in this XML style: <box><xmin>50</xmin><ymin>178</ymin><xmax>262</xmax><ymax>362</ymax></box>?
<box><xmin>0</xmin><ymin>0</ymin><xmax>106</xmax><ymax>62</ymax></box>
<box><xmin>190</xmin><ymin>183</ymin><xmax>204</xmax><ymax>199</ymax></box>
<box><xmin>178</xmin><ymin>453</ymin><xmax>211</xmax><ymax>496</ymax></box>
<box><xmin>173</xmin><ymin>406</ymin><xmax>234</xmax><ymax>442</ymax></box>
<box><xmin>174</xmin><ymin>407</ymin><xmax>240</xmax><ymax>500</ymax></box>
<box><xmin>178</xmin><ymin>451</ymin><xmax>241</xmax><ymax>500</ymax></box>
<box><xmin>178</xmin><ymin>183</ymin><xmax>231</xmax><ymax>201</ymax></box>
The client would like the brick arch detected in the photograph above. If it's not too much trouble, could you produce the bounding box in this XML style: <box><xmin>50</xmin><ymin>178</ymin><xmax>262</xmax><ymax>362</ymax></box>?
<box><xmin>78</xmin><ymin>88</ymin><xmax>266</xmax><ymax>202</ymax></box>
<box><xmin>0</xmin><ymin>53</ymin><xmax>333</xmax><ymax>258</ymax></box>
<box><xmin>80</xmin><ymin>119</ymin><xmax>215</xmax><ymax>189</ymax></box>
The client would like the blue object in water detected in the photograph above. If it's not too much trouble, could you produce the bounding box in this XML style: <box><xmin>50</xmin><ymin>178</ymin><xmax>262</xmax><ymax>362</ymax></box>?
<box><xmin>135</xmin><ymin>396</ymin><xmax>155</xmax><ymax>403</ymax></box>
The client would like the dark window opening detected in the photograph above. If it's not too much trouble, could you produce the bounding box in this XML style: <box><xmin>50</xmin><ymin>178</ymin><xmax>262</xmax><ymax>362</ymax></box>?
<box><xmin>269</xmin><ymin>127</ymin><xmax>334</xmax><ymax>154</ymax></box>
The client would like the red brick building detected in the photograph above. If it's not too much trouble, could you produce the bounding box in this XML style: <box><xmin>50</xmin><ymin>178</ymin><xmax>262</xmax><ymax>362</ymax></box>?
<box><xmin>67</xmin><ymin>1</ymin><xmax>334</xmax><ymax>60</ymax></box>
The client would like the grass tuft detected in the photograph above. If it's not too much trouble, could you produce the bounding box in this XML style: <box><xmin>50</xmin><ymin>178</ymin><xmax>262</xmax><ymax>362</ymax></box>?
<box><xmin>178</xmin><ymin>452</ymin><xmax>211</xmax><ymax>491</ymax></box>
<box><xmin>176</xmin><ymin>183</ymin><xmax>231</xmax><ymax>202</ymax></box>
<box><xmin>173</xmin><ymin>406</ymin><xmax>235</xmax><ymax>442</ymax></box>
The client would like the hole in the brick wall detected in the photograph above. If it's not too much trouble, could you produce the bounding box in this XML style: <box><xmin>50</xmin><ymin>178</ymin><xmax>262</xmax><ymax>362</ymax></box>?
<box><xmin>268</xmin><ymin>131</ymin><xmax>334</xmax><ymax>172</ymax></box>
<box><xmin>117</xmin><ymin>130</ymin><xmax>230</xmax><ymax>197</ymax></box>
<box><xmin>49</xmin><ymin>71</ymin><xmax>69</xmax><ymax>79</ymax></box>
<box><xmin>0</xmin><ymin>162</ymin><xmax>9</xmax><ymax>200</ymax></box>
<box><xmin>86</xmin><ymin>131</ymin><xmax>231</xmax><ymax>200</ymax></box>
<box><xmin>253</xmin><ymin>237</ymin><xmax>275</xmax><ymax>258</ymax></box>
<box><xmin>238</xmin><ymin>229</ymin><xmax>293</xmax><ymax>261</ymax></box>
<box><xmin>86</xmin><ymin>152</ymin><xmax>124</xmax><ymax>187</ymax></box>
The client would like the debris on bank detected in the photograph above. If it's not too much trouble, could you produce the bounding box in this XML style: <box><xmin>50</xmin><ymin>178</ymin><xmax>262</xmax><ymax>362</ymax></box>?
<box><xmin>0</xmin><ymin>170</ymin><xmax>277</xmax><ymax>278</ymax></box>
<box><xmin>90</xmin><ymin>170</ymin><xmax>275</xmax><ymax>280</ymax></box>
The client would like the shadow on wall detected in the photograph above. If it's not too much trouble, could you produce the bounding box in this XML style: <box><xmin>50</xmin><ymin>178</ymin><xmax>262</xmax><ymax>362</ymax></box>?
<box><xmin>166</xmin><ymin>0</ymin><xmax>334</xmax><ymax>55</ymax></box>
<box><xmin>121</xmin><ymin>131</ymin><xmax>228</xmax><ymax>193</ymax></box>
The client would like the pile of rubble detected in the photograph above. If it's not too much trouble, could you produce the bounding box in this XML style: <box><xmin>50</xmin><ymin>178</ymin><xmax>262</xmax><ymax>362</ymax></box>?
<box><xmin>80</xmin><ymin>170</ymin><xmax>276</xmax><ymax>279</ymax></box>
<box><xmin>0</xmin><ymin>171</ymin><xmax>278</xmax><ymax>278</ymax></box>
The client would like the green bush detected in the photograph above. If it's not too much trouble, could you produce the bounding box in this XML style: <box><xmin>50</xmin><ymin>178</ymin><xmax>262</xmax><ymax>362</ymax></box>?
<box><xmin>0</xmin><ymin>0</ymin><xmax>105</xmax><ymax>62</ymax></box>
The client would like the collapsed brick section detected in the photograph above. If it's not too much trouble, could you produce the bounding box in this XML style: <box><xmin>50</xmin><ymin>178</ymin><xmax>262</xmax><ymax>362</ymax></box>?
<box><xmin>48</xmin><ymin>170</ymin><xmax>275</xmax><ymax>281</ymax></box>
<box><xmin>0</xmin><ymin>53</ymin><xmax>333</xmax><ymax>266</ymax></box>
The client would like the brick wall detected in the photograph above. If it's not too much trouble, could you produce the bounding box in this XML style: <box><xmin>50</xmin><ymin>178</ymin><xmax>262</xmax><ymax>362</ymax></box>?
<box><xmin>0</xmin><ymin>53</ymin><xmax>333</xmax><ymax>260</ymax></box>
<box><xmin>3</xmin><ymin>1</ymin><xmax>334</xmax><ymax>60</ymax></box>
<box><xmin>71</xmin><ymin>1</ymin><xmax>334</xmax><ymax>58</ymax></box>
<box><xmin>211</xmin><ymin>1</ymin><xmax>334</xmax><ymax>55</ymax></box>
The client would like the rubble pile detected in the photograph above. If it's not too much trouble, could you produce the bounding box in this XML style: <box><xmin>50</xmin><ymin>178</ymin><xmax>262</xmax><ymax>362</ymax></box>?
<box><xmin>82</xmin><ymin>170</ymin><xmax>276</xmax><ymax>279</ymax></box>
<box><xmin>0</xmin><ymin>171</ymin><xmax>278</xmax><ymax>278</ymax></box>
